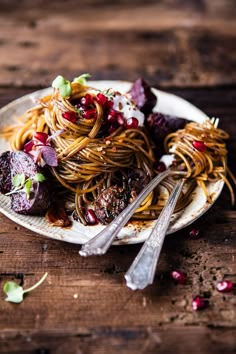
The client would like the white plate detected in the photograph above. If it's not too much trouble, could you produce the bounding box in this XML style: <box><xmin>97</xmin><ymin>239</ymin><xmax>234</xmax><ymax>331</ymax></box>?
<box><xmin>0</xmin><ymin>81</ymin><xmax>224</xmax><ymax>245</ymax></box>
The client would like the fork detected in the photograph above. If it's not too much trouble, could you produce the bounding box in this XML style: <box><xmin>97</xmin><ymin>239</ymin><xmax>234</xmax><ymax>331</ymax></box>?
<box><xmin>79</xmin><ymin>170</ymin><xmax>186</xmax><ymax>257</ymax></box>
<box><xmin>125</xmin><ymin>178</ymin><xmax>185</xmax><ymax>290</ymax></box>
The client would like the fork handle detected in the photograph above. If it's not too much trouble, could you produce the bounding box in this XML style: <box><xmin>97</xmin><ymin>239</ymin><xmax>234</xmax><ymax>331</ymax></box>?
<box><xmin>125</xmin><ymin>178</ymin><xmax>185</xmax><ymax>290</ymax></box>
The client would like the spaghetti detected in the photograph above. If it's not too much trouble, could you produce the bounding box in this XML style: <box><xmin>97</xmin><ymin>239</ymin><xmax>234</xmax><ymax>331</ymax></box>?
<box><xmin>0</xmin><ymin>77</ymin><xmax>234</xmax><ymax>225</ymax></box>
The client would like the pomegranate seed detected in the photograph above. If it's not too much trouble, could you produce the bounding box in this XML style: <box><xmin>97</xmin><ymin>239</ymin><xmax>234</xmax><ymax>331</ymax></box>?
<box><xmin>189</xmin><ymin>228</ymin><xmax>199</xmax><ymax>238</ymax></box>
<box><xmin>83</xmin><ymin>108</ymin><xmax>97</xmax><ymax>119</ymax></box>
<box><xmin>216</xmin><ymin>280</ymin><xmax>234</xmax><ymax>293</ymax></box>
<box><xmin>107</xmin><ymin>115</ymin><xmax>117</xmax><ymax>124</ymax></box>
<box><xmin>125</xmin><ymin>117</ymin><xmax>139</xmax><ymax>129</ymax></box>
<box><xmin>106</xmin><ymin>100</ymin><xmax>113</xmax><ymax>109</ymax></box>
<box><xmin>24</xmin><ymin>139</ymin><xmax>35</xmax><ymax>153</ymax></box>
<box><xmin>33</xmin><ymin>132</ymin><xmax>49</xmax><ymax>144</ymax></box>
<box><xmin>192</xmin><ymin>140</ymin><xmax>206</xmax><ymax>152</ymax></box>
<box><xmin>80</xmin><ymin>93</ymin><xmax>93</xmax><ymax>106</ymax></box>
<box><xmin>109</xmin><ymin>109</ymin><xmax>117</xmax><ymax>117</ymax></box>
<box><xmin>171</xmin><ymin>270</ymin><xmax>186</xmax><ymax>284</ymax></box>
<box><xmin>117</xmin><ymin>113</ymin><xmax>125</xmax><ymax>126</ymax></box>
<box><xmin>107</xmin><ymin>110</ymin><xmax>118</xmax><ymax>124</ymax></box>
<box><xmin>96</xmin><ymin>93</ymin><xmax>107</xmax><ymax>105</ymax></box>
<box><xmin>62</xmin><ymin>111</ymin><xmax>77</xmax><ymax>123</ymax></box>
<box><xmin>192</xmin><ymin>295</ymin><xmax>206</xmax><ymax>311</ymax></box>
<box><xmin>86</xmin><ymin>209</ymin><xmax>98</xmax><ymax>225</ymax></box>
<box><xmin>156</xmin><ymin>161</ymin><xmax>166</xmax><ymax>172</ymax></box>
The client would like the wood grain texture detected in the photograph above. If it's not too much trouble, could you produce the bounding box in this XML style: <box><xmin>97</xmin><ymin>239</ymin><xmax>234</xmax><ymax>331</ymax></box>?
<box><xmin>0</xmin><ymin>0</ymin><xmax>236</xmax><ymax>88</ymax></box>
<box><xmin>0</xmin><ymin>1</ymin><xmax>236</xmax><ymax>353</ymax></box>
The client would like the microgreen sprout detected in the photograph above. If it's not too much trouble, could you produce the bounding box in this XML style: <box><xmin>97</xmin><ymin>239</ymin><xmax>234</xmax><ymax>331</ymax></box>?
<box><xmin>3</xmin><ymin>272</ymin><xmax>48</xmax><ymax>303</ymax></box>
<box><xmin>103</xmin><ymin>88</ymin><xmax>114</xmax><ymax>100</ymax></box>
<box><xmin>72</xmin><ymin>73</ymin><xmax>91</xmax><ymax>85</ymax></box>
<box><xmin>52</xmin><ymin>75</ymin><xmax>72</xmax><ymax>98</ymax></box>
<box><xmin>24</xmin><ymin>179</ymin><xmax>32</xmax><ymax>199</ymax></box>
<box><xmin>34</xmin><ymin>173</ymin><xmax>46</xmax><ymax>182</ymax></box>
<box><xmin>6</xmin><ymin>172</ymin><xmax>46</xmax><ymax>199</ymax></box>
<box><xmin>24</xmin><ymin>131</ymin><xmax>60</xmax><ymax>167</ymax></box>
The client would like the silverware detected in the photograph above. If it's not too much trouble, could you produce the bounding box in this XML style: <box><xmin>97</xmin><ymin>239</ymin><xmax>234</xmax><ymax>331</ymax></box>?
<box><xmin>79</xmin><ymin>170</ymin><xmax>186</xmax><ymax>257</ymax></box>
<box><xmin>125</xmin><ymin>178</ymin><xmax>185</xmax><ymax>290</ymax></box>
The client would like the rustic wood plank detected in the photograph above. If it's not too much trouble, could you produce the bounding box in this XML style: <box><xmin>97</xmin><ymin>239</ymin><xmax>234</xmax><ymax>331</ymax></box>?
<box><xmin>0</xmin><ymin>194</ymin><xmax>235</xmax><ymax>330</ymax></box>
<box><xmin>0</xmin><ymin>1</ymin><xmax>235</xmax><ymax>88</ymax></box>
<box><xmin>0</xmin><ymin>327</ymin><xmax>235</xmax><ymax>354</ymax></box>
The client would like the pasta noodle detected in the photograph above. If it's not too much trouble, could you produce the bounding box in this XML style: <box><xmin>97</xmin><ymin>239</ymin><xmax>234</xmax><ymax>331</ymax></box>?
<box><xmin>0</xmin><ymin>80</ymin><xmax>234</xmax><ymax>225</ymax></box>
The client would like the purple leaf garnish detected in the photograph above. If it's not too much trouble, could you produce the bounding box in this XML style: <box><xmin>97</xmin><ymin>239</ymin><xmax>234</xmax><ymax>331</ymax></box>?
<box><xmin>41</xmin><ymin>146</ymin><xmax>58</xmax><ymax>167</ymax></box>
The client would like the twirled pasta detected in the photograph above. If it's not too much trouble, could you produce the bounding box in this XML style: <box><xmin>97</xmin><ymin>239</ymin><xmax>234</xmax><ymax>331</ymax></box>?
<box><xmin>0</xmin><ymin>82</ymin><xmax>234</xmax><ymax>225</ymax></box>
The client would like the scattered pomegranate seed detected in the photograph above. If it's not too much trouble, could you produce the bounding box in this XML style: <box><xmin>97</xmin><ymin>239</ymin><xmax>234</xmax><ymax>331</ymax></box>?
<box><xmin>86</xmin><ymin>209</ymin><xmax>98</xmax><ymax>225</ymax></box>
<box><xmin>125</xmin><ymin>117</ymin><xmax>139</xmax><ymax>129</ymax></box>
<box><xmin>192</xmin><ymin>140</ymin><xmax>206</xmax><ymax>152</ymax></box>
<box><xmin>171</xmin><ymin>270</ymin><xmax>186</xmax><ymax>284</ymax></box>
<box><xmin>62</xmin><ymin>111</ymin><xmax>77</xmax><ymax>123</ymax></box>
<box><xmin>83</xmin><ymin>108</ymin><xmax>97</xmax><ymax>119</ymax></box>
<box><xmin>192</xmin><ymin>295</ymin><xmax>207</xmax><ymax>311</ymax></box>
<box><xmin>156</xmin><ymin>161</ymin><xmax>166</xmax><ymax>172</ymax></box>
<box><xmin>216</xmin><ymin>280</ymin><xmax>234</xmax><ymax>293</ymax></box>
<box><xmin>34</xmin><ymin>132</ymin><xmax>49</xmax><ymax>144</ymax></box>
<box><xmin>24</xmin><ymin>139</ymin><xmax>35</xmax><ymax>153</ymax></box>
<box><xmin>80</xmin><ymin>93</ymin><xmax>93</xmax><ymax>106</ymax></box>
<box><xmin>96</xmin><ymin>93</ymin><xmax>107</xmax><ymax>105</ymax></box>
<box><xmin>189</xmin><ymin>228</ymin><xmax>199</xmax><ymax>238</ymax></box>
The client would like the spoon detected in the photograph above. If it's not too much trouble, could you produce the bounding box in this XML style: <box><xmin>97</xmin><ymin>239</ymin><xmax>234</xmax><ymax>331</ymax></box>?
<box><xmin>125</xmin><ymin>178</ymin><xmax>185</xmax><ymax>290</ymax></box>
<box><xmin>79</xmin><ymin>170</ymin><xmax>186</xmax><ymax>257</ymax></box>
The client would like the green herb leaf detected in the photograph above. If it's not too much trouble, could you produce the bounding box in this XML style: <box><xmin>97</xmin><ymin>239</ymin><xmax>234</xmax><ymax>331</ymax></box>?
<box><xmin>72</xmin><ymin>73</ymin><xmax>91</xmax><ymax>85</ymax></box>
<box><xmin>52</xmin><ymin>75</ymin><xmax>66</xmax><ymax>89</ymax></box>
<box><xmin>12</xmin><ymin>173</ymin><xmax>25</xmax><ymax>188</ymax></box>
<box><xmin>24</xmin><ymin>179</ymin><xmax>32</xmax><ymax>199</ymax></box>
<box><xmin>59</xmin><ymin>81</ymin><xmax>72</xmax><ymax>98</ymax></box>
<box><xmin>52</xmin><ymin>75</ymin><xmax>72</xmax><ymax>98</ymax></box>
<box><xmin>3</xmin><ymin>281</ymin><xmax>24</xmax><ymax>303</ymax></box>
<box><xmin>3</xmin><ymin>272</ymin><xmax>48</xmax><ymax>304</ymax></box>
<box><xmin>103</xmin><ymin>88</ymin><xmax>114</xmax><ymax>100</ymax></box>
<box><xmin>34</xmin><ymin>173</ymin><xmax>46</xmax><ymax>182</ymax></box>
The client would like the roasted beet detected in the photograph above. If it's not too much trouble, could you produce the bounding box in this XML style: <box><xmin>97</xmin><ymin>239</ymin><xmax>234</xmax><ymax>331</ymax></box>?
<box><xmin>128</xmin><ymin>78</ymin><xmax>157</xmax><ymax>116</ymax></box>
<box><xmin>146</xmin><ymin>112</ymin><xmax>187</xmax><ymax>141</ymax></box>
<box><xmin>0</xmin><ymin>151</ymin><xmax>52</xmax><ymax>215</ymax></box>
<box><xmin>0</xmin><ymin>151</ymin><xmax>12</xmax><ymax>194</ymax></box>
<box><xmin>95</xmin><ymin>185</ymin><xmax>129</xmax><ymax>224</ymax></box>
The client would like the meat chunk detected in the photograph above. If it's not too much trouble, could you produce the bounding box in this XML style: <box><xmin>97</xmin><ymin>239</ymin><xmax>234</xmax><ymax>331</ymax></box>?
<box><xmin>94</xmin><ymin>185</ymin><xmax>129</xmax><ymax>224</ymax></box>
<box><xmin>128</xmin><ymin>78</ymin><xmax>157</xmax><ymax>116</ymax></box>
<box><xmin>0</xmin><ymin>150</ymin><xmax>52</xmax><ymax>215</ymax></box>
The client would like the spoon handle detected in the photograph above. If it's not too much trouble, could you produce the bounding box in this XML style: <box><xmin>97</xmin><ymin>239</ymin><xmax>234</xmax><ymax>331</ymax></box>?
<box><xmin>79</xmin><ymin>169</ymin><xmax>179</xmax><ymax>257</ymax></box>
<box><xmin>125</xmin><ymin>178</ymin><xmax>185</xmax><ymax>290</ymax></box>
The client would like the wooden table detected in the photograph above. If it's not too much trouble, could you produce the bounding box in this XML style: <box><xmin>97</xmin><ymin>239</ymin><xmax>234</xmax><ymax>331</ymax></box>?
<box><xmin>0</xmin><ymin>1</ymin><xmax>236</xmax><ymax>353</ymax></box>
